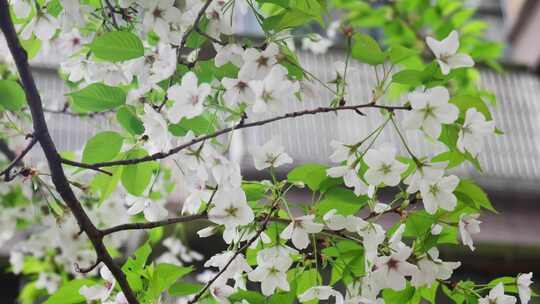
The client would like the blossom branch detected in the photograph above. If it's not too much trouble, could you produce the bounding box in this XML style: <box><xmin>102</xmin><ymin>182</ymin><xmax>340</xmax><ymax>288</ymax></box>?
<box><xmin>0</xmin><ymin>3</ymin><xmax>139</xmax><ymax>303</ymax></box>
<box><xmin>74</xmin><ymin>258</ymin><xmax>102</xmax><ymax>274</ymax></box>
<box><xmin>188</xmin><ymin>202</ymin><xmax>280</xmax><ymax>304</ymax></box>
<box><xmin>63</xmin><ymin>103</ymin><xmax>411</xmax><ymax>170</ymax></box>
<box><xmin>60</xmin><ymin>158</ymin><xmax>113</xmax><ymax>176</ymax></box>
<box><xmin>101</xmin><ymin>214</ymin><xmax>207</xmax><ymax>236</ymax></box>
<box><xmin>0</xmin><ymin>135</ymin><xmax>37</xmax><ymax>181</ymax></box>
<box><xmin>178</xmin><ymin>0</ymin><xmax>213</xmax><ymax>51</ymax></box>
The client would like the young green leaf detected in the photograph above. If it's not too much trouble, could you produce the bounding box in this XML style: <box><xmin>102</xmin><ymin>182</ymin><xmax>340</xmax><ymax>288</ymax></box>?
<box><xmin>68</xmin><ymin>83</ymin><xmax>126</xmax><ymax>112</ymax></box>
<box><xmin>0</xmin><ymin>80</ymin><xmax>26</xmax><ymax>111</ymax></box>
<box><xmin>82</xmin><ymin>131</ymin><xmax>124</xmax><ymax>164</ymax></box>
<box><xmin>90</xmin><ymin>31</ymin><xmax>144</xmax><ymax>62</ymax></box>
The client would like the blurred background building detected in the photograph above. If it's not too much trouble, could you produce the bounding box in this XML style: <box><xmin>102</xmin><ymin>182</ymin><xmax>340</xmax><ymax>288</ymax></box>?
<box><xmin>1</xmin><ymin>0</ymin><xmax>540</xmax><ymax>302</ymax></box>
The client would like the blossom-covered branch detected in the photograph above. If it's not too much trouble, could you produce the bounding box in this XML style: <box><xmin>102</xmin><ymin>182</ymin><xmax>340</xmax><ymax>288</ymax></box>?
<box><xmin>62</xmin><ymin>102</ymin><xmax>411</xmax><ymax>170</ymax></box>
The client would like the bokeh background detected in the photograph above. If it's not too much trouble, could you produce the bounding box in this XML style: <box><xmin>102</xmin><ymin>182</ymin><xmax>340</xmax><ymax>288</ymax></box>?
<box><xmin>1</xmin><ymin>0</ymin><xmax>540</xmax><ymax>302</ymax></box>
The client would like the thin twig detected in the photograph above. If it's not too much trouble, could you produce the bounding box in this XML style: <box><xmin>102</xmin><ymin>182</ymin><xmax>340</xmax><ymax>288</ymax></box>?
<box><xmin>74</xmin><ymin>259</ymin><xmax>102</xmax><ymax>274</ymax></box>
<box><xmin>61</xmin><ymin>158</ymin><xmax>112</xmax><ymax>176</ymax></box>
<box><xmin>178</xmin><ymin>0</ymin><xmax>214</xmax><ymax>52</ymax></box>
<box><xmin>101</xmin><ymin>214</ymin><xmax>207</xmax><ymax>236</ymax></box>
<box><xmin>67</xmin><ymin>103</ymin><xmax>411</xmax><ymax>169</ymax></box>
<box><xmin>0</xmin><ymin>136</ymin><xmax>37</xmax><ymax>180</ymax></box>
<box><xmin>188</xmin><ymin>202</ymin><xmax>280</xmax><ymax>304</ymax></box>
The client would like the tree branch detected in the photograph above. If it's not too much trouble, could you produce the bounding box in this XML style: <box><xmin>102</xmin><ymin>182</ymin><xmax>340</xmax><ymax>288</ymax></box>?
<box><xmin>61</xmin><ymin>158</ymin><xmax>113</xmax><ymax>176</ymax></box>
<box><xmin>0</xmin><ymin>138</ymin><xmax>17</xmax><ymax>161</ymax></box>
<box><xmin>0</xmin><ymin>135</ymin><xmax>37</xmax><ymax>181</ymax></box>
<box><xmin>65</xmin><ymin>103</ymin><xmax>411</xmax><ymax>170</ymax></box>
<box><xmin>178</xmin><ymin>0</ymin><xmax>214</xmax><ymax>52</ymax></box>
<box><xmin>0</xmin><ymin>3</ymin><xmax>139</xmax><ymax>303</ymax></box>
<box><xmin>101</xmin><ymin>214</ymin><xmax>207</xmax><ymax>236</ymax></box>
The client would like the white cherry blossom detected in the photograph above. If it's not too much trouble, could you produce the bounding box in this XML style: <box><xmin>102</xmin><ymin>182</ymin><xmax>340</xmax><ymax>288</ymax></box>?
<box><xmin>404</xmin><ymin>86</ymin><xmax>459</xmax><ymax>139</ymax></box>
<box><xmin>204</xmin><ymin>251</ymin><xmax>252</xmax><ymax>281</ymax></box>
<box><xmin>167</xmin><ymin>72</ymin><xmax>212</xmax><ymax>123</ymax></box>
<box><xmin>11</xmin><ymin>0</ymin><xmax>32</xmax><ymax>19</ymax></box>
<box><xmin>250</xmin><ymin>137</ymin><xmax>293</xmax><ymax>170</ymax></box>
<box><xmin>517</xmin><ymin>272</ymin><xmax>533</xmax><ymax>304</ymax></box>
<box><xmin>426</xmin><ymin>30</ymin><xmax>474</xmax><ymax>75</ymax></box>
<box><xmin>299</xmin><ymin>286</ymin><xmax>344</xmax><ymax>304</ymax></box>
<box><xmin>364</xmin><ymin>144</ymin><xmax>407</xmax><ymax>187</ymax></box>
<box><xmin>419</xmin><ymin>175</ymin><xmax>459</xmax><ymax>214</ymax></box>
<box><xmin>142</xmin><ymin>0</ymin><xmax>182</xmax><ymax>40</ymax></box>
<box><xmin>250</xmin><ymin>65</ymin><xmax>298</xmax><ymax>114</ymax></box>
<box><xmin>248</xmin><ymin>248</ymin><xmax>292</xmax><ymax>296</ymax></box>
<box><xmin>142</xmin><ymin>104</ymin><xmax>171</xmax><ymax>153</ymax></box>
<box><xmin>222</xmin><ymin>68</ymin><xmax>256</xmax><ymax>107</ymax></box>
<box><xmin>208</xmin><ymin>188</ymin><xmax>254</xmax><ymax>228</ymax></box>
<box><xmin>280</xmin><ymin>214</ymin><xmax>324</xmax><ymax>249</ymax></box>
<box><xmin>214</xmin><ymin>43</ymin><xmax>244</xmax><ymax>67</ymax></box>
<box><xmin>457</xmin><ymin>108</ymin><xmax>495</xmax><ymax>156</ymax></box>
<box><xmin>126</xmin><ymin>199</ymin><xmax>168</xmax><ymax>222</ymax></box>
<box><xmin>459</xmin><ymin>213</ymin><xmax>481</xmax><ymax>251</ymax></box>
<box><xmin>35</xmin><ymin>272</ymin><xmax>61</xmax><ymax>294</ymax></box>
<box><xmin>80</xmin><ymin>266</ymin><xmax>115</xmax><ymax>302</ymax></box>
<box><xmin>302</xmin><ymin>34</ymin><xmax>333</xmax><ymax>54</ymax></box>
<box><xmin>479</xmin><ymin>283</ymin><xmax>517</xmax><ymax>304</ymax></box>
<box><xmin>411</xmin><ymin>247</ymin><xmax>460</xmax><ymax>287</ymax></box>
<box><xmin>241</xmin><ymin>43</ymin><xmax>280</xmax><ymax>80</ymax></box>
<box><xmin>404</xmin><ymin>160</ymin><xmax>447</xmax><ymax>193</ymax></box>
<box><xmin>21</xmin><ymin>11</ymin><xmax>59</xmax><ymax>41</ymax></box>
<box><xmin>373</xmin><ymin>244</ymin><xmax>417</xmax><ymax>290</ymax></box>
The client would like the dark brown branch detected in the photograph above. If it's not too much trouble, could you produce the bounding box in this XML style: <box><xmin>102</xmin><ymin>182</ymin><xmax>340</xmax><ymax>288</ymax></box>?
<box><xmin>0</xmin><ymin>3</ymin><xmax>139</xmax><ymax>303</ymax></box>
<box><xmin>0</xmin><ymin>136</ymin><xmax>37</xmax><ymax>180</ymax></box>
<box><xmin>101</xmin><ymin>214</ymin><xmax>207</xmax><ymax>236</ymax></box>
<box><xmin>178</xmin><ymin>0</ymin><xmax>213</xmax><ymax>51</ymax></box>
<box><xmin>74</xmin><ymin>259</ymin><xmax>102</xmax><ymax>274</ymax></box>
<box><xmin>0</xmin><ymin>138</ymin><xmax>17</xmax><ymax>161</ymax></box>
<box><xmin>69</xmin><ymin>103</ymin><xmax>411</xmax><ymax>169</ymax></box>
<box><xmin>61</xmin><ymin>158</ymin><xmax>112</xmax><ymax>176</ymax></box>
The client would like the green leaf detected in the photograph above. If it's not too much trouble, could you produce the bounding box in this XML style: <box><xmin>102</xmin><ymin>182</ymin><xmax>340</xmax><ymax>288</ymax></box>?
<box><xmin>168</xmin><ymin>114</ymin><xmax>215</xmax><ymax>136</ymax></box>
<box><xmin>229</xmin><ymin>290</ymin><xmax>266</xmax><ymax>304</ymax></box>
<box><xmin>117</xmin><ymin>105</ymin><xmax>145</xmax><ymax>135</ymax></box>
<box><xmin>404</xmin><ymin>211</ymin><xmax>436</xmax><ymax>237</ymax></box>
<box><xmin>454</xmin><ymin>179</ymin><xmax>496</xmax><ymax>212</ymax></box>
<box><xmin>90</xmin><ymin>31</ymin><xmax>144</xmax><ymax>62</ymax></box>
<box><xmin>388</xmin><ymin>45</ymin><xmax>418</xmax><ymax>64</ymax></box>
<box><xmin>91</xmin><ymin>164</ymin><xmax>123</xmax><ymax>202</ymax></box>
<box><xmin>19</xmin><ymin>282</ymin><xmax>47</xmax><ymax>304</ymax></box>
<box><xmin>431</xmin><ymin>151</ymin><xmax>465</xmax><ymax>169</ymax></box>
<box><xmin>351</xmin><ymin>33</ymin><xmax>386</xmax><ymax>65</ymax></box>
<box><xmin>121</xmin><ymin>148</ymin><xmax>156</xmax><ymax>196</ymax></box>
<box><xmin>287</xmin><ymin>163</ymin><xmax>334</xmax><ymax>191</ymax></box>
<box><xmin>449</xmin><ymin>95</ymin><xmax>492</xmax><ymax>121</ymax></box>
<box><xmin>68</xmin><ymin>83</ymin><xmax>126</xmax><ymax>112</ymax></box>
<box><xmin>148</xmin><ymin>264</ymin><xmax>193</xmax><ymax>299</ymax></box>
<box><xmin>122</xmin><ymin>242</ymin><xmax>152</xmax><ymax>292</ymax></box>
<box><xmin>44</xmin><ymin>279</ymin><xmax>95</xmax><ymax>304</ymax></box>
<box><xmin>169</xmin><ymin>282</ymin><xmax>204</xmax><ymax>297</ymax></box>
<box><xmin>296</xmin><ymin>268</ymin><xmax>322</xmax><ymax>300</ymax></box>
<box><xmin>82</xmin><ymin>131</ymin><xmax>124</xmax><ymax>164</ymax></box>
<box><xmin>317</xmin><ymin>187</ymin><xmax>368</xmax><ymax>216</ymax></box>
<box><xmin>392</xmin><ymin>69</ymin><xmax>423</xmax><ymax>86</ymax></box>
<box><xmin>242</xmin><ymin>182</ymin><xmax>269</xmax><ymax>202</ymax></box>
<box><xmin>0</xmin><ymin>80</ymin><xmax>26</xmax><ymax>111</ymax></box>
<box><xmin>383</xmin><ymin>283</ymin><xmax>416</xmax><ymax>303</ymax></box>
<box><xmin>20</xmin><ymin>36</ymin><xmax>42</xmax><ymax>60</ymax></box>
